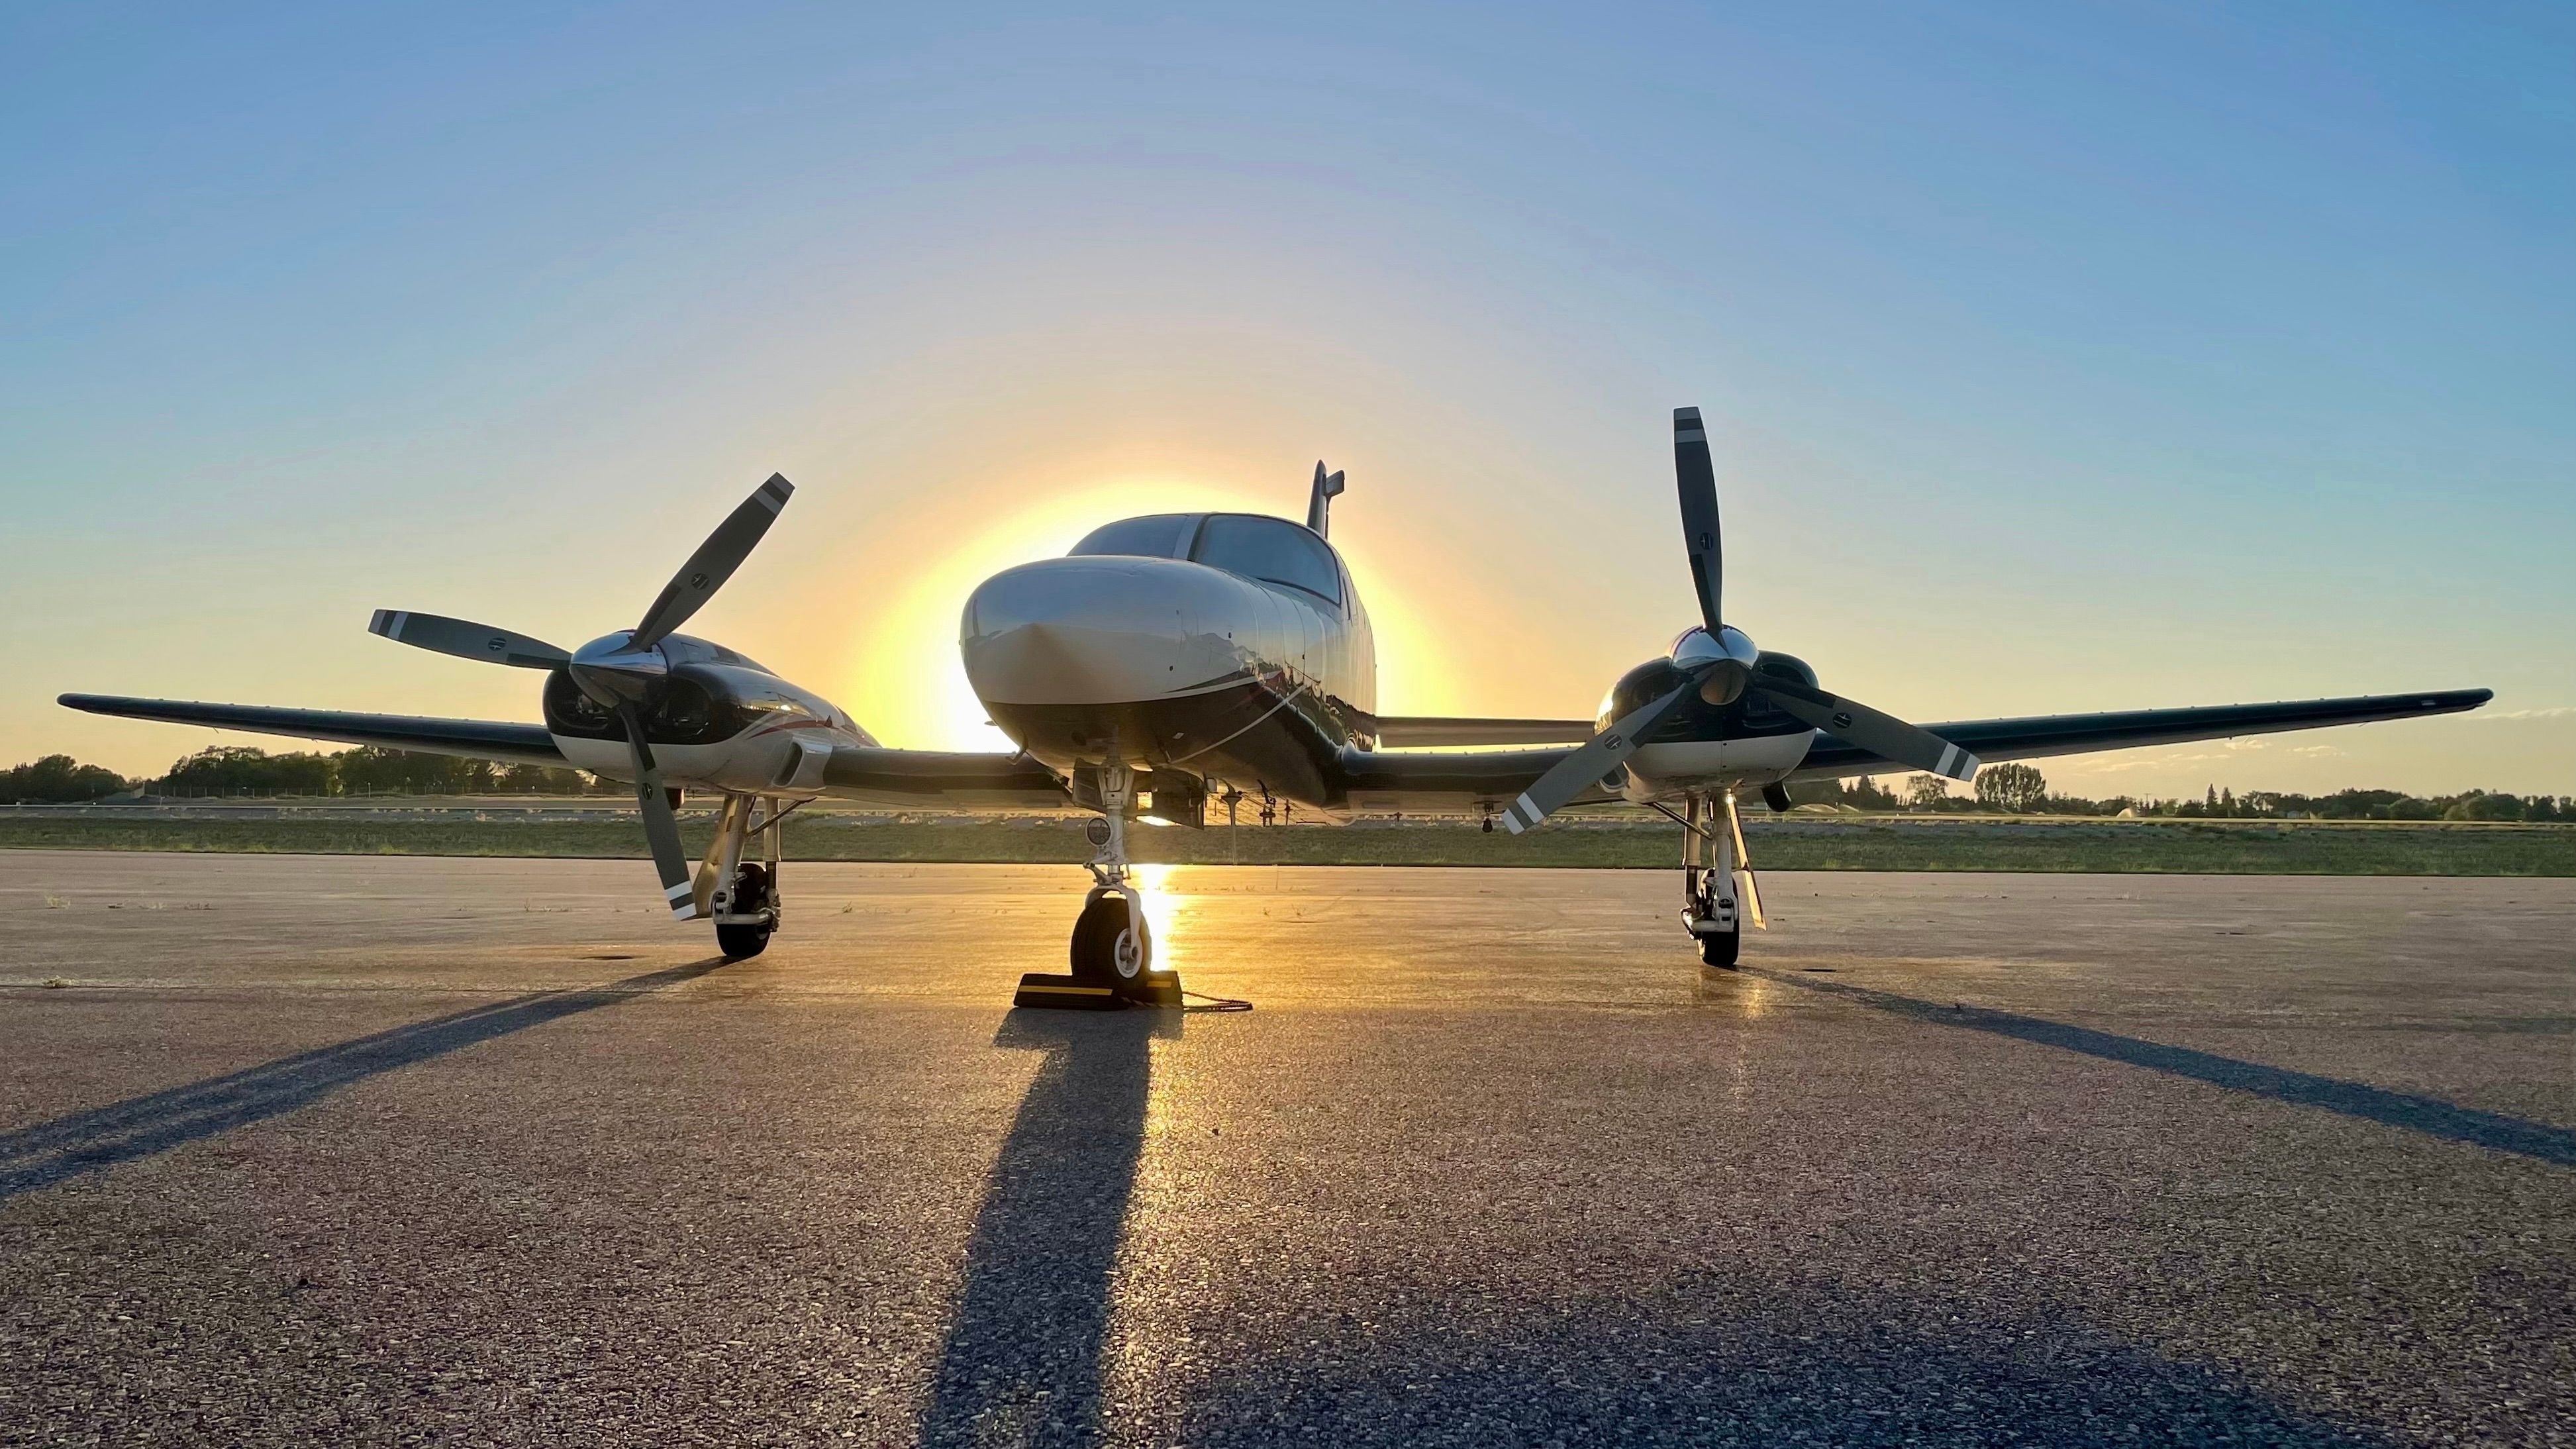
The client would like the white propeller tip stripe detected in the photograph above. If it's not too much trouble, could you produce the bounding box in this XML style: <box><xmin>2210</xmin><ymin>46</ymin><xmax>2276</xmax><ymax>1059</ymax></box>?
<box><xmin>369</xmin><ymin>609</ymin><xmax>407</xmax><ymax>640</ymax></box>
<box><xmin>1936</xmin><ymin>743</ymin><xmax>1979</xmax><ymax>781</ymax></box>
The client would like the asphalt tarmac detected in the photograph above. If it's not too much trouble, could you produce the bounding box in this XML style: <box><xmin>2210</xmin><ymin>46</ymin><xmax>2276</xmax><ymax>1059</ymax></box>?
<box><xmin>3</xmin><ymin>852</ymin><xmax>2570</xmax><ymax>1447</ymax></box>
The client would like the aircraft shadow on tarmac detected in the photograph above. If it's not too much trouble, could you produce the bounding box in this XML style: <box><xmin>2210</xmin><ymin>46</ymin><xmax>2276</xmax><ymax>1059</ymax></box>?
<box><xmin>0</xmin><ymin>957</ymin><xmax>734</xmax><ymax>1202</ymax></box>
<box><xmin>918</xmin><ymin>1009</ymin><xmax>1173</xmax><ymax>1449</ymax></box>
<box><xmin>1746</xmin><ymin>968</ymin><xmax>2576</xmax><ymax>1169</ymax></box>
<box><xmin>916</xmin><ymin>1009</ymin><xmax>2406</xmax><ymax>1448</ymax></box>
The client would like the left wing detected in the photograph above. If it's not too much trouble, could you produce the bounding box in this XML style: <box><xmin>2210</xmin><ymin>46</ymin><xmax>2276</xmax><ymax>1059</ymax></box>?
<box><xmin>1357</xmin><ymin>714</ymin><xmax>1597</xmax><ymax>747</ymax></box>
<box><xmin>1785</xmin><ymin>688</ymin><xmax>2493</xmax><ymax>781</ymax></box>
<box><xmin>59</xmin><ymin>694</ymin><xmax>566</xmax><ymax>766</ymax></box>
<box><xmin>1330</xmin><ymin>687</ymin><xmax>2494</xmax><ymax>815</ymax></box>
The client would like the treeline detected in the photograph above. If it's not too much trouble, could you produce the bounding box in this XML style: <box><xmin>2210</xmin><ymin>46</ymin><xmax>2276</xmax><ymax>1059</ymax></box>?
<box><xmin>3</xmin><ymin>745</ymin><xmax>614</xmax><ymax>801</ymax></box>
<box><xmin>1</xmin><ymin>755</ymin><xmax>132</xmax><ymax>803</ymax></box>
<box><xmin>9</xmin><ymin>746</ymin><xmax>2572</xmax><ymax>819</ymax></box>
<box><xmin>1795</xmin><ymin>764</ymin><xmax>2575</xmax><ymax>823</ymax></box>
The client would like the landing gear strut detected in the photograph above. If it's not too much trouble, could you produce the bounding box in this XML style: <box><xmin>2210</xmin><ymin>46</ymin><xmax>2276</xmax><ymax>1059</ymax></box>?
<box><xmin>703</xmin><ymin>792</ymin><xmax>783</xmax><ymax>960</ymax></box>
<box><xmin>1016</xmin><ymin>762</ymin><xmax>1184</xmax><ymax>1009</ymax></box>
<box><xmin>1680</xmin><ymin>792</ymin><xmax>1765</xmax><ymax>970</ymax></box>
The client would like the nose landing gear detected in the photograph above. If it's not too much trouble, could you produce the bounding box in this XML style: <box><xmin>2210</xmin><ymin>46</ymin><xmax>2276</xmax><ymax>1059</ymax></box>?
<box><xmin>1675</xmin><ymin>791</ymin><xmax>1764</xmax><ymax>970</ymax></box>
<box><xmin>1016</xmin><ymin>762</ymin><xmax>1185</xmax><ymax>1009</ymax></box>
<box><xmin>703</xmin><ymin>793</ymin><xmax>785</xmax><ymax>960</ymax></box>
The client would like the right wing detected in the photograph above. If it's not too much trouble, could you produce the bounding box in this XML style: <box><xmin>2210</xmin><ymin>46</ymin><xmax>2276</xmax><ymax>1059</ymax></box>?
<box><xmin>820</xmin><ymin>746</ymin><xmax>1070</xmax><ymax>810</ymax></box>
<box><xmin>59</xmin><ymin>694</ymin><xmax>566</xmax><ymax>766</ymax></box>
<box><xmin>62</xmin><ymin>693</ymin><xmax>1074</xmax><ymax>811</ymax></box>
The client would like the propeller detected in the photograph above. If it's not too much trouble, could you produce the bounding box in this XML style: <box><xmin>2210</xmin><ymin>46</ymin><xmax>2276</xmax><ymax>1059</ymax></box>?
<box><xmin>634</xmin><ymin>474</ymin><xmax>795</xmax><ymax>648</ymax></box>
<box><xmin>620</xmin><ymin>705</ymin><xmax>701</xmax><ymax>921</ymax></box>
<box><xmin>1722</xmin><ymin>790</ymin><xmax>1764</xmax><ymax>929</ymax></box>
<box><xmin>1501</xmin><ymin>409</ymin><xmax>1975</xmax><ymax>834</ymax></box>
<box><xmin>367</xmin><ymin>474</ymin><xmax>797</xmax><ymax>919</ymax></box>
<box><xmin>366</xmin><ymin>611</ymin><xmax>568</xmax><ymax>670</ymax></box>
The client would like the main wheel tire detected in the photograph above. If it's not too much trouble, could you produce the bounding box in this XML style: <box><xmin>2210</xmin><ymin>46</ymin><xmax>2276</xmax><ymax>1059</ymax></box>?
<box><xmin>718</xmin><ymin>921</ymin><xmax>771</xmax><ymax>960</ymax></box>
<box><xmin>1697</xmin><ymin>929</ymin><xmax>1741</xmax><ymax>969</ymax></box>
<box><xmin>1070</xmin><ymin>895</ymin><xmax>1152</xmax><ymax>990</ymax></box>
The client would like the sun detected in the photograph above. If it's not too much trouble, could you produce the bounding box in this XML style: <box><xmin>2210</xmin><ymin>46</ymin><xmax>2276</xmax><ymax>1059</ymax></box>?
<box><xmin>838</xmin><ymin>475</ymin><xmax>1273</xmax><ymax>750</ymax></box>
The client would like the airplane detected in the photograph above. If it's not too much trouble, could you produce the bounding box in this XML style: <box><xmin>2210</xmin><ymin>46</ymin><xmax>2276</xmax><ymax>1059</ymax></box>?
<box><xmin>62</xmin><ymin>408</ymin><xmax>2491</xmax><ymax>996</ymax></box>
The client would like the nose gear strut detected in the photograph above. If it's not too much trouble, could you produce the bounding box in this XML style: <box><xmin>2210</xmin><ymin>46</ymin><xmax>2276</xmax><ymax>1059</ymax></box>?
<box><xmin>1016</xmin><ymin>760</ymin><xmax>1185</xmax><ymax>1009</ymax></box>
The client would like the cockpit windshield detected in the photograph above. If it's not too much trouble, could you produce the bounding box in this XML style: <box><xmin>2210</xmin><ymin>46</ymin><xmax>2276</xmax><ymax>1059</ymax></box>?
<box><xmin>1191</xmin><ymin>514</ymin><xmax>1342</xmax><ymax>605</ymax></box>
<box><xmin>1069</xmin><ymin>515</ymin><xmax>1191</xmax><ymax>559</ymax></box>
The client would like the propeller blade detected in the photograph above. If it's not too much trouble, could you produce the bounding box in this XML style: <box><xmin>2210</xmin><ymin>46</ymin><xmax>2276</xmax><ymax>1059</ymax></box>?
<box><xmin>632</xmin><ymin>474</ymin><xmax>795</xmax><ymax>649</ymax></box>
<box><xmin>1500</xmin><ymin>680</ymin><xmax>1695</xmax><ymax>834</ymax></box>
<box><xmin>1757</xmin><ymin>680</ymin><xmax>1979</xmax><ymax>782</ymax></box>
<box><xmin>368</xmin><ymin>611</ymin><xmax>569</xmax><ymax>670</ymax></box>
<box><xmin>617</xmin><ymin>706</ymin><xmax>701</xmax><ymax>921</ymax></box>
<box><xmin>1722</xmin><ymin>791</ymin><xmax>1765</xmax><ymax>929</ymax></box>
<box><xmin>1673</xmin><ymin>406</ymin><xmax>1723</xmax><ymax>634</ymax></box>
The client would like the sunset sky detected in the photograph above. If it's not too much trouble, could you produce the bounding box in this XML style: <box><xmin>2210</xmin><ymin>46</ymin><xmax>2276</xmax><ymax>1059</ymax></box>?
<box><xmin>7</xmin><ymin>3</ymin><xmax>2569</xmax><ymax>797</ymax></box>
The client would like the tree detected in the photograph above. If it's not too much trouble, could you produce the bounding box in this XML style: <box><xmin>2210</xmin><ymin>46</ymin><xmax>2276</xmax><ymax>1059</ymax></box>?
<box><xmin>1906</xmin><ymin>774</ymin><xmax>1952</xmax><ymax>811</ymax></box>
<box><xmin>1975</xmin><ymin>762</ymin><xmax>2048</xmax><ymax>813</ymax></box>
<box><xmin>335</xmin><ymin>746</ymin><xmax>493</xmax><ymax>795</ymax></box>
<box><xmin>163</xmin><ymin>746</ymin><xmax>334</xmax><ymax>797</ymax></box>
<box><xmin>2</xmin><ymin>754</ymin><xmax>130</xmax><ymax>802</ymax></box>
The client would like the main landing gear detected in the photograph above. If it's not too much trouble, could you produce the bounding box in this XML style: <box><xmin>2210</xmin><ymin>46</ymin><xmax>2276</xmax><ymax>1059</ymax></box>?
<box><xmin>1016</xmin><ymin>762</ymin><xmax>1185</xmax><ymax>1010</ymax></box>
<box><xmin>702</xmin><ymin>792</ymin><xmax>785</xmax><ymax>960</ymax></box>
<box><xmin>1678</xmin><ymin>791</ymin><xmax>1765</xmax><ymax>970</ymax></box>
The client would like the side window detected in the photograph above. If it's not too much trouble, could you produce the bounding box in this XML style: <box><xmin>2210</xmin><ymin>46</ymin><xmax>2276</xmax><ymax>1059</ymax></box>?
<box><xmin>1191</xmin><ymin>515</ymin><xmax>1342</xmax><ymax>606</ymax></box>
<box><xmin>1069</xmin><ymin>515</ymin><xmax>1189</xmax><ymax>558</ymax></box>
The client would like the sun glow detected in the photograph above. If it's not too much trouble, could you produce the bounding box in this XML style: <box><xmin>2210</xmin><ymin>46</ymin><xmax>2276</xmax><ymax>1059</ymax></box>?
<box><xmin>830</xmin><ymin>463</ymin><xmax>1478</xmax><ymax>752</ymax></box>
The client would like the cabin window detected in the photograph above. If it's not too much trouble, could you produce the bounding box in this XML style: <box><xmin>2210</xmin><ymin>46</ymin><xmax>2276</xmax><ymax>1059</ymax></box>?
<box><xmin>1191</xmin><ymin>515</ymin><xmax>1343</xmax><ymax>605</ymax></box>
<box><xmin>1069</xmin><ymin>515</ymin><xmax>1191</xmax><ymax>559</ymax></box>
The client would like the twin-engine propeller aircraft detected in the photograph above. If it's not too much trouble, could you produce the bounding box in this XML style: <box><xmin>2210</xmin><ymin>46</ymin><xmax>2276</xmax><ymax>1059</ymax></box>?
<box><xmin>64</xmin><ymin>409</ymin><xmax>2491</xmax><ymax>995</ymax></box>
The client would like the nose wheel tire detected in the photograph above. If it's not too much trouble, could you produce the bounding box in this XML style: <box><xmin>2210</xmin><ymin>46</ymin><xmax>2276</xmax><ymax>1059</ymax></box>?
<box><xmin>1697</xmin><ymin>928</ymin><xmax>1740</xmax><ymax>970</ymax></box>
<box><xmin>1071</xmin><ymin>894</ymin><xmax>1152</xmax><ymax>991</ymax></box>
<box><xmin>717</xmin><ymin>862</ymin><xmax>775</xmax><ymax>960</ymax></box>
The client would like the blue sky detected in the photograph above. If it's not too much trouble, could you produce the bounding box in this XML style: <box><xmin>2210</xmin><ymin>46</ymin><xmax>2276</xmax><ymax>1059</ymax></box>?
<box><xmin>5</xmin><ymin>2</ymin><xmax>2569</xmax><ymax>794</ymax></box>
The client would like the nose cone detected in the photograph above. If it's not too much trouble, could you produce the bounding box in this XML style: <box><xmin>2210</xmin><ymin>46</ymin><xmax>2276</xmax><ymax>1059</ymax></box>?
<box><xmin>963</xmin><ymin>558</ymin><xmax>1231</xmax><ymax>706</ymax></box>
<box><xmin>568</xmin><ymin>631</ymin><xmax>666</xmax><ymax>705</ymax></box>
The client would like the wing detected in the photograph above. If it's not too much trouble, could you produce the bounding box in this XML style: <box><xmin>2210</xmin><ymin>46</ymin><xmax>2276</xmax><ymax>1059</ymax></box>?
<box><xmin>59</xmin><ymin>693</ymin><xmax>566</xmax><ymax>766</ymax></box>
<box><xmin>1360</xmin><ymin>715</ymin><xmax>1597</xmax><ymax>746</ymax></box>
<box><xmin>1785</xmin><ymin>688</ymin><xmax>2494</xmax><ymax>781</ymax></box>
<box><xmin>64</xmin><ymin>692</ymin><xmax>1075</xmax><ymax>809</ymax></box>
<box><xmin>820</xmin><ymin>746</ymin><xmax>1070</xmax><ymax>811</ymax></box>
<box><xmin>1328</xmin><ymin>687</ymin><xmax>2494</xmax><ymax>813</ymax></box>
<box><xmin>1332</xmin><ymin>744</ymin><xmax>1593</xmax><ymax>815</ymax></box>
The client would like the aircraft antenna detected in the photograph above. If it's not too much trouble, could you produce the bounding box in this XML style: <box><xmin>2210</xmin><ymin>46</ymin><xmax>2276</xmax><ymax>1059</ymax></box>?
<box><xmin>1305</xmin><ymin>461</ymin><xmax>1346</xmax><ymax>538</ymax></box>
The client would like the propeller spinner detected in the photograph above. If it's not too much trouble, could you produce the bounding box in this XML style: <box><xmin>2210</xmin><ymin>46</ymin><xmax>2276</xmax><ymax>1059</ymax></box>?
<box><xmin>366</xmin><ymin>474</ymin><xmax>797</xmax><ymax>916</ymax></box>
<box><xmin>1500</xmin><ymin>412</ymin><xmax>1974</xmax><ymax>834</ymax></box>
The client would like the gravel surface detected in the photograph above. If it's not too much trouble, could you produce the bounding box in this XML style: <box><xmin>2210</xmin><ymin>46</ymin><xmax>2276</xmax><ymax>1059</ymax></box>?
<box><xmin>2</xmin><ymin>854</ymin><xmax>2569</xmax><ymax>1446</ymax></box>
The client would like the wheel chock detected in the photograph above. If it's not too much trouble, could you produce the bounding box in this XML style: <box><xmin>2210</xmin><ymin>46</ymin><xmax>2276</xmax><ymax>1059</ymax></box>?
<box><xmin>1013</xmin><ymin>970</ymin><xmax>1185</xmax><ymax>1011</ymax></box>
